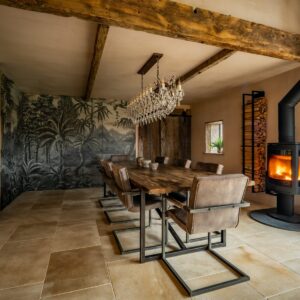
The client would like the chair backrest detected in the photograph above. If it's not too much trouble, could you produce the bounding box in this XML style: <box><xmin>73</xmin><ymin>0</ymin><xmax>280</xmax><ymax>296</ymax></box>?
<box><xmin>174</xmin><ymin>158</ymin><xmax>192</xmax><ymax>169</ymax></box>
<box><xmin>195</xmin><ymin>162</ymin><xmax>224</xmax><ymax>175</ymax></box>
<box><xmin>111</xmin><ymin>154</ymin><xmax>129</xmax><ymax>162</ymax></box>
<box><xmin>101</xmin><ymin>160</ymin><xmax>114</xmax><ymax>178</ymax></box>
<box><xmin>112</xmin><ymin>164</ymin><xmax>134</xmax><ymax>209</ymax></box>
<box><xmin>187</xmin><ymin>174</ymin><xmax>248</xmax><ymax>234</ymax></box>
<box><xmin>98</xmin><ymin>159</ymin><xmax>105</xmax><ymax>173</ymax></box>
<box><xmin>155</xmin><ymin>156</ymin><xmax>169</xmax><ymax>165</ymax></box>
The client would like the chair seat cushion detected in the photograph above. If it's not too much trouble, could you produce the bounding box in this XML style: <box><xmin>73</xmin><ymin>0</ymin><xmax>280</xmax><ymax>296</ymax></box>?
<box><xmin>166</xmin><ymin>208</ymin><xmax>188</xmax><ymax>232</ymax></box>
<box><xmin>129</xmin><ymin>194</ymin><xmax>161</xmax><ymax>212</ymax></box>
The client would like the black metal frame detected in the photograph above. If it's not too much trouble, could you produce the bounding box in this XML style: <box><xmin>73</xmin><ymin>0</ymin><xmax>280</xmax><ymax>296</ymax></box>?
<box><xmin>101</xmin><ymin>182</ymin><xmax>140</xmax><ymax>224</ymax></box>
<box><xmin>161</xmin><ymin>199</ymin><xmax>250</xmax><ymax>296</ymax></box>
<box><xmin>166</xmin><ymin>190</ymin><xmax>224</xmax><ymax>245</ymax></box>
<box><xmin>112</xmin><ymin>210</ymin><xmax>161</xmax><ymax>254</ymax></box>
<box><xmin>99</xmin><ymin>182</ymin><xmax>124</xmax><ymax>208</ymax></box>
<box><xmin>242</xmin><ymin>90</ymin><xmax>265</xmax><ymax>193</ymax></box>
<box><xmin>139</xmin><ymin>192</ymin><xmax>228</xmax><ymax>263</ymax></box>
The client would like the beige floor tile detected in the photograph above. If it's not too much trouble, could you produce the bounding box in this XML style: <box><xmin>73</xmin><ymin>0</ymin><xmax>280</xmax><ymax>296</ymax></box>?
<box><xmin>63</xmin><ymin>188</ymin><xmax>101</xmax><ymax>202</ymax></box>
<box><xmin>96</xmin><ymin>211</ymin><xmax>140</xmax><ymax>235</ymax></box>
<box><xmin>0</xmin><ymin>283</ymin><xmax>43</xmax><ymax>300</ymax></box>
<box><xmin>41</xmin><ymin>284</ymin><xmax>115</xmax><ymax>300</ymax></box>
<box><xmin>104</xmin><ymin>209</ymin><xmax>140</xmax><ymax>222</ymax></box>
<box><xmin>268</xmin><ymin>287</ymin><xmax>300</xmax><ymax>299</ymax></box>
<box><xmin>0</xmin><ymin>238</ymin><xmax>52</xmax><ymax>289</ymax></box>
<box><xmin>167</xmin><ymin>252</ymin><xmax>227</xmax><ymax>281</ymax></box>
<box><xmin>62</xmin><ymin>200</ymin><xmax>99</xmax><ymax>210</ymax></box>
<box><xmin>0</xmin><ymin>223</ymin><xmax>17</xmax><ymax>242</ymax></box>
<box><xmin>52</xmin><ymin>221</ymin><xmax>101</xmax><ymax>252</ymax></box>
<box><xmin>13</xmin><ymin>191</ymin><xmax>40</xmax><ymax>202</ymax></box>
<box><xmin>228</xmin><ymin>220</ymin><xmax>268</xmax><ymax>239</ymax></box>
<box><xmin>39</xmin><ymin>190</ymin><xmax>66</xmax><ymax>198</ymax></box>
<box><xmin>100</xmin><ymin>234</ymin><xmax>131</xmax><ymax>262</ymax></box>
<box><xmin>42</xmin><ymin>246</ymin><xmax>109</xmax><ymax>298</ymax></box>
<box><xmin>115</xmin><ymin>223</ymin><xmax>163</xmax><ymax>251</ymax></box>
<box><xmin>0</xmin><ymin>210</ymin><xmax>29</xmax><ymax>224</ymax></box>
<box><xmin>282</xmin><ymin>258</ymin><xmax>300</xmax><ymax>275</ymax></box>
<box><xmin>32</xmin><ymin>198</ymin><xmax>63</xmax><ymax>210</ymax></box>
<box><xmin>221</xmin><ymin>245</ymin><xmax>300</xmax><ymax>297</ymax></box>
<box><xmin>24</xmin><ymin>208</ymin><xmax>62</xmax><ymax>225</ymax></box>
<box><xmin>193</xmin><ymin>281</ymin><xmax>264</xmax><ymax>300</ymax></box>
<box><xmin>5</xmin><ymin>201</ymin><xmax>34</xmax><ymax>211</ymax></box>
<box><xmin>108</xmin><ymin>258</ymin><xmax>189</xmax><ymax>299</ymax></box>
<box><xmin>240</xmin><ymin>231</ymin><xmax>300</xmax><ymax>262</ymax></box>
<box><xmin>9</xmin><ymin>222</ymin><xmax>57</xmax><ymax>242</ymax></box>
<box><xmin>59</xmin><ymin>208</ymin><xmax>102</xmax><ymax>223</ymax></box>
<box><xmin>186</xmin><ymin>270</ymin><xmax>237</xmax><ymax>291</ymax></box>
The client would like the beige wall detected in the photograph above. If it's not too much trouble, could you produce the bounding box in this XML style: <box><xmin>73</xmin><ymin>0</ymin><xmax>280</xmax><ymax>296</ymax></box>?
<box><xmin>191</xmin><ymin>66</ymin><xmax>300</xmax><ymax>209</ymax></box>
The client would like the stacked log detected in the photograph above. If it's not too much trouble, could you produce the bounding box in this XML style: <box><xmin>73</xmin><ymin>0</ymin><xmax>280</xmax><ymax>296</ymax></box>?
<box><xmin>243</xmin><ymin>97</ymin><xmax>267</xmax><ymax>192</ymax></box>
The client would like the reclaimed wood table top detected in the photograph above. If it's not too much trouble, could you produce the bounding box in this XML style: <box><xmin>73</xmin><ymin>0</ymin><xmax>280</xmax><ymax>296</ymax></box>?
<box><xmin>118</xmin><ymin>162</ymin><xmax>214</xmax><ymax>195</ymax></box>
<box><xmin>118</xmin><ymin>161</ymin><xmax>255</xmax><ymax>195</ymax></box>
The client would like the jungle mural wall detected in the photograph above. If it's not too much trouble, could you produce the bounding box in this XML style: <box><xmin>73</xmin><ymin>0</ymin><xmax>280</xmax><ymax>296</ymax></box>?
<box><xmin>0</xmin><ymin>72</ymin><xmax>135</xmax><ymax>208</ymax></box>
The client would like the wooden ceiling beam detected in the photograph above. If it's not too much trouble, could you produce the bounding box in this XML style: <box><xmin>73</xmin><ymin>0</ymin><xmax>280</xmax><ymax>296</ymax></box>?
<box><xmin>178</xmin><ymin>49</ymin><xmax>235</xmax><ymax>84</ymax></box>
<box><xmin>85</xmin><ymin>24</ymin><xmax>109</xmax><ymax>100</ymax></box>
<box><xmin>0</xmin><ymin>1</ymin><xmax>299</xmax><ymax>62</ymax></box>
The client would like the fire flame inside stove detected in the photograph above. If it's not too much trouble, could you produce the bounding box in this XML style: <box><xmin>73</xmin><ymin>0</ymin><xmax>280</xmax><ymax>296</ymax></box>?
<box><xmin>268</xmin><ymin>155</ymin><xmax>300</xmax><ymax>181</ymax></box>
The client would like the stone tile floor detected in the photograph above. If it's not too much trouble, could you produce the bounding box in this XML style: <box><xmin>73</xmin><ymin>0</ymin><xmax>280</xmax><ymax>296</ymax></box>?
<box><xmin>0</xmin><ymin>187</ymin><xmax>299</xmax><ymax>299</ymax></box>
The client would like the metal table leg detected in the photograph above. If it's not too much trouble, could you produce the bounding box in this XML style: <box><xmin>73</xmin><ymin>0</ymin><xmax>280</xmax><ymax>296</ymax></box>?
<box><xmin>140</xmin><ymin>189</ymin><xmax>146</xmax><ymax>263</ymax></box>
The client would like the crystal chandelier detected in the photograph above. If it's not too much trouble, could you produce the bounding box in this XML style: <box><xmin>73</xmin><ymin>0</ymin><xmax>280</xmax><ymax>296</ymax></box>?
<box><xmin>128</xmin><ymin>58</ymin><xmax>184</xmax><ymax>125</ymax></box>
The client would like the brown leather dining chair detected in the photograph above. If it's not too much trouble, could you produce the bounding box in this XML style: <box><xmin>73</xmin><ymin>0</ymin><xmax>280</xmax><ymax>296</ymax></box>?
<box><xmin>112</xmin><ymin>164</ymin><xmax>162</xmax><ymax>254</ymax></box>
<box><xmin>100</xmin><ymin>159</ymin><xmax>139</xmax><ymax>224</ymax></box>
<box><xmin>167</xmin><ymin>161</ymin><xmax>224</xmax><ymax>209</ymax></box>
<box><xmin>195</xmin><ymin>161</ymin><xmax>224</xmax><ymax>175</ymax></box>
<box><xmin>161</xmin><ymin>174</ymin><xmax>250</xmax><ymax>296</ymax></box>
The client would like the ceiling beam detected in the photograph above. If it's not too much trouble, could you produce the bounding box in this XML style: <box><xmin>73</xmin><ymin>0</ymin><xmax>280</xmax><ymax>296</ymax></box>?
<box><xmin>178</xmin><ymin>49</ymin><xmax>235</xmax><ymax>84</ymax></box>
<box><xmin>137</xmin><ymin>53</ymin><xmax>163</xmax><ymax>75</ymax></box>
<box><xmin>85</xmin><ymin>24</ymin><xmax>109</xmax><ymax>100</ymax></box>
<box><xmin>0</xmin><ymin>1</ymin><xmax>299</xmax><ymax>62</ymax></box>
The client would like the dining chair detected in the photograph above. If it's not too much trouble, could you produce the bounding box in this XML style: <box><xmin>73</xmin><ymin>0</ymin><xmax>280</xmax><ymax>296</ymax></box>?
<box><xmin>111</xmin><ymin>154</ymin><xmax>129</xmax><ymax>162</ymax></box>
<box><xmin>195</xmin><ymin>161</ymin><xmax>224</xmax><ymax>175</ymax></box>
<box><xmin>173</xmin><ymin>158</ymin><xmax>192</xmax><ymax>169</ymax></box>
<box><xmin>167</xmin><ymin>161</ymin><xmax>225</xmax><ymax>244</ymax></box>
<box><xmin>100</xmin><ymin>159</ymin><xmax>139</xmax><ymax>224</ymax></box>
<box><xmin>161</xmin><ymin>174</ymin><xmax>250</xmax><ymax>296</ymax></box>
<box><xmin>112</xmin><ymin>164</ymin><xmax>162</xmax><ymax>254</ymax></box>
<box><xmin>168</xmin><ymin>161</ymin><xmax>224</xmax><ymax>209</ymax></box>
<box><xmin>155</xmin><ymin>156</ymin><xmax>169</xmax><ymax>165</ymax></box>
<box><xmin>99</xmin><ymin>159</ymin><xmax>119</xmax><ymax>201</ymax></box>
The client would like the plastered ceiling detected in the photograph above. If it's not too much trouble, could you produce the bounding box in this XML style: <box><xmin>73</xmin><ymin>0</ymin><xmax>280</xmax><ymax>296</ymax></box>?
<box><xmin>0</xmin><ymin>1</ymin><xmax>299</xmax><ymax>103</ymax></box>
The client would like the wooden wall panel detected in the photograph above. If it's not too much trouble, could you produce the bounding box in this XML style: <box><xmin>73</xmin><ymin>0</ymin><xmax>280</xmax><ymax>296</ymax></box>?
<box><xmin>138</xmin><ymin>113</ymin><xmax>191</xmax><ymax>163</ymax></box>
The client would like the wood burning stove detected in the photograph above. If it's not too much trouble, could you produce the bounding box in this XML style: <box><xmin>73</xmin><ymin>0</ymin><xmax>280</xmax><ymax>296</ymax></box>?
<box><xmin>251</xmin><ymin>80</ymin><xmax>300</xmax><ymax>231</ymax></box>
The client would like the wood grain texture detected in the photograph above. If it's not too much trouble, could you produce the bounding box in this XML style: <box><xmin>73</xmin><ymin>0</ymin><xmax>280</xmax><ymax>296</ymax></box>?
<box><xmin>0</xmin><ymin>0</ymin><xmax>299</xmax><ymax>61</ymax></box>
<box><xmin>121</xmin><ymin>162</ymin><xmax>214</xmax><ymax>194</ymax></box>
<box><xmin>178</xmin><ymin>49</ymin><xmax>235</xmax><ymax>83</ymax></box>
<box><xmin>85</xmin><ymin>24</ymin><xmax>109</xmax><ymax>99</ymax></box>
<box><xmin>119</xmin><ymin>162</ymin><xmax>254</xmax><ymax>195</ymax></box>
<box><xmin>139</xmin><ymin>114</ymin><xmax>191</xmax><ymax>162</ymax></box>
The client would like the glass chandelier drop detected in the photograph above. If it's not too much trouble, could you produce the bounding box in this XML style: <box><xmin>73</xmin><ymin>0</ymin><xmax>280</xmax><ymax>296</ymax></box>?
<box><xmin>128</xmin><ymin>59</ymin><xmax>184</xmax><ymax>125</ymax></box>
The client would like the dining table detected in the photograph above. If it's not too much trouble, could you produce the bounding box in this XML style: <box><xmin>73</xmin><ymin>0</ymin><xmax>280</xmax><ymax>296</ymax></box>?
<box><xmin>116</xmin><ymin>162</ymin><xmax>255</xmax><ymax>263</ymax></box>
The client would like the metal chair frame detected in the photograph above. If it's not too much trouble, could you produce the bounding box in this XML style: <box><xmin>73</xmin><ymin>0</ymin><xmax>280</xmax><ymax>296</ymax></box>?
<box><xmin>161</xmin><ymin>199</ymin><xmax>250</xmax><ymax>296</ymax></box>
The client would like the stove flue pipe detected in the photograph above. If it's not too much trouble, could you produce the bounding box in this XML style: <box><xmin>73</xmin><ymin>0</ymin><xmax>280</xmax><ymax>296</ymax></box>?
<box><xmin>279</xmin><ymin>81</ymin><xmax>300</xmax><ymax>144</ymax></box>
